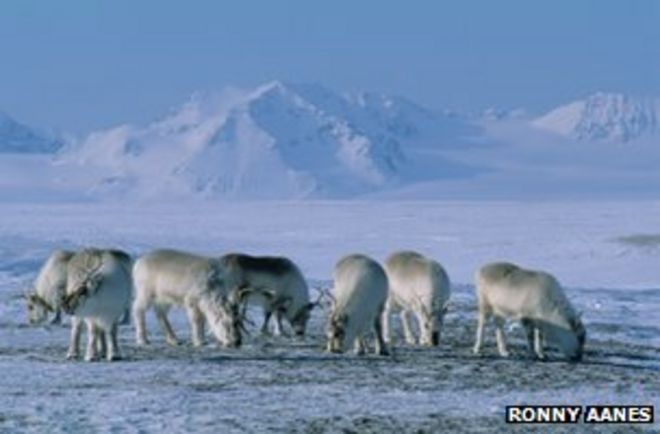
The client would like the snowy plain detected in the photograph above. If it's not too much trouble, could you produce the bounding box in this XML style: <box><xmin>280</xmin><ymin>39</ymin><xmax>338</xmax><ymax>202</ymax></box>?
<box><xmin>0</xmin><ymin>200</ymin><xmax>658</xmax><ymax>432</ymax></box>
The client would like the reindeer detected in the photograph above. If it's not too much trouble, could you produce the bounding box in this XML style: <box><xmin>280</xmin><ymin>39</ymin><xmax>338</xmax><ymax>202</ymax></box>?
<box><xmin>131</xmin><ymin>249</ymin><xmax>242</xmax><ymax>348</ymax></box>
<box><xmin>473</xmin><ymin>262</ymin><xmax>586</xmax><ymax>362</ymax></box>
<box><xmin>382</xmin><ymin>251</ymin><xmax>451</xmax><ymax>346</ymax></box>
<box><xmin>62</xmin><ymin>249</ymin><xmax>133</xmax><ymax>361</ymax></box>
<box><xmin>220</xmin><ymin>253</ymin><xmax>315</xmax><ymax>337</ymax></box>
<box><xmin>326</xmin><ymin>254</ymin><xmax>389</xmax><ymax>355</ymax></box>
<box><xmin>26</xmin><ymin>250</ymin><xmax>75</xmax><ymax>325</ymax></box>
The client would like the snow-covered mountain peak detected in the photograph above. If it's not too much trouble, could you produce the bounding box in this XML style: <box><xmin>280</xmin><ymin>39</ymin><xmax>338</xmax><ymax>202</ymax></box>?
<box><xmin>59</xmin><ymin>81</ymin><xmax>478</xmax><ymax>199</ymax></box>
<box><xmin>533</xmin><ymin>92</ymin><xmax>658</xmax><ymax>142</ymax></box>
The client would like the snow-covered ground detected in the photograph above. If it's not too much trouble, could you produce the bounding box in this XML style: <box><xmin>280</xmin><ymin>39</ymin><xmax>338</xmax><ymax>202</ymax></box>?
<box><xmin>0</xmin><ymin>201</ymin><xmax>658</xmax><ymax>432</ymax></box>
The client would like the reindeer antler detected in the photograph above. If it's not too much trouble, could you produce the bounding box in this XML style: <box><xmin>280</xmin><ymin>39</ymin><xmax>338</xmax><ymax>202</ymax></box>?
<box><xmin>63</xmin><ymin>250</ymin><xmax>105</xmax><ymax>314</ymax></box>
<box><xmin>315</xmin><ymin>286</ymin><xmax>336</xmax><ymax>310</ymax></box>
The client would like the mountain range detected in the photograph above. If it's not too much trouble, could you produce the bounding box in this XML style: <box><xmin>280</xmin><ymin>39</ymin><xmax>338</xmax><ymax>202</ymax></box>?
<box><xmin>1</xmin><ymin>83</ymin><xmax>658</xmax><ymax>200</ymax></box>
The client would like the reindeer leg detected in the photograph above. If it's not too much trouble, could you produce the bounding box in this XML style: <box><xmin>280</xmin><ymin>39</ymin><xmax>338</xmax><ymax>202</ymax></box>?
<box><xmin>434</xmin><ymin>311</ymin><xmax>445</xmax><ymax>346</ymax></box>
<box><xmin>400</xmin><ymin>310</ymin><xmax>416</xmax><ymax>345</ymax></box>
<box><xmin>186</xmin><ymin>303</ymin><xmax>205</xmax><ymax>347</ymax></box>
<box><xmin>67</xmin><ymin>316</ymin><xmax>83</xmax><ymax>359</ymax></box>
<box><xmin>95</xmin><ymin>323</ymin><xmax>107</xmax><ymax>358</ymax></box>
<box><xmin>414</xmin><ymin>310</ymin><xmax>428</xmax><ymax>346</ymax></box>
<box><xmin>133</xmin><ymin>299</ymin><xmax>150</xmax><ymax>346</ymax></box>
<box><xmin>534</xmin><ymin>327</ymin><xmax>546</xmax><ymax>360</ymax></box>
<box><xmin>494</xmin><ymin>317</ymin><xmax>509</xmax><ymax>357</ymax></box>
<box><xmin>353</xmin><ymin>337</ymin><xmax>366</xmax><ymax>355</ymax></box>
<box><xmin>107</xmin><ymin>323</ymin><xmax>122</xmax><ymax>361</ymax></box>
<box><xmin>261</xmin><ymin>310</ymin><xmax>273</xmax><ymax>335</ymax></box>
<box><xmin>155</xmin><ymin>306</ymin><xmax>179</xmax><ymax>346</ymax></box>
<box><xmin>381</xmin><ymin>300</ymin><xmax>392</xmax><ymax>344</ymax></box>
<box><xmin>84</xmin><ymin>320</ymin><xmax>99</xmax><ymax>362</ymax></box>
<box><xmin>473</xmin><ymin>310</ymin><xmax>487</xmax><ymax>356</ymax></box>
<box><xmin>50</xmin><ymin>309</ymin><xmax>62</xmax><ymax>325</ymax></box>
<box><xmin>374</xmin><ymin>313</ymin><xmax>389</xmax><ymax>356</ymax></box>
<box><xmin>274</xmin><ymin>311</ymin><xmax>288</xmax><ymax>337</ymax></box>
<box><xmin>119</xmin><ymin>307</ymin><xmax>130</xmax><ymax>325</ymax></box>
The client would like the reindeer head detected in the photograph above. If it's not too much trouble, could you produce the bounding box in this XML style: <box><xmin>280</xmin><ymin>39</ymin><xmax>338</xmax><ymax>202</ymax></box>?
<box><xmin>326</xmin><ymin>312</ymin><xmax>348</xmax><ymax>353</ymax></box>
<box><xmin>568</xmin><ymin>314</ymin><xmax>586</xmax><ymax>362</ymax></box>
<box><xmin>547</xmin><ymin>312</ymin><xmax>585</xmax><ymax>362</ymax></box>
<box><xmin>290</xmin><ymin>301</ymin><xmax>315</xmax><ymax>338</ymax></box>
<box><xmin>26</xmin><ymin>291</ymin><xmax>52</xmax><ymax>324</ymax></box>
<box><xmin>416</xmin><ymin>298</ymin><xmax>449</xmax><ymax>347</ymax></box>
<box><xmin>202</xmin><ymin>292</ymin><xmax>243</xmax><ymax>348</ymax></box>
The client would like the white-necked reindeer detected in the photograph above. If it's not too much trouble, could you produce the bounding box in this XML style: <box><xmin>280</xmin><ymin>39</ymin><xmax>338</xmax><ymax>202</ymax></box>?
<box><xmin>62</xmin><ymin>249</ymin><xmax>132</xmax><ymax>361</ymax></box>
<box><xmin>132</xmin><ymin>249</ymin><xmax>242</xmax><ymax>348</ymax></box>
<box><xmin>326</xmin><ymin>254</ymin><xmax>389</xmax><ymax>355</ymax></box>
<box><xmin>221</xmin><ymin>253</ymin><xmax>314</xmax><ymax>337</ymax></box>
<box><xmin>473</xmin><ymin>262</ymin><xmax>586</xmax><ymax>362</ymax></box>
<box><xmin>382</xmin><ymin>251</ymin><xmax>451</xmax><ymax>346</ymax></box>
<box><xmin>26</xmin><ymin>250</ymin><xmax>75</xmax><ymax>325</ymax></box>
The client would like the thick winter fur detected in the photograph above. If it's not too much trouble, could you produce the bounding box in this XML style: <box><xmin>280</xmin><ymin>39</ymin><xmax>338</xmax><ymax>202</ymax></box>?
<box><xmin>26</xmin><ymin>250</ymin><xmax>75</xmax><ymax>325</ymax></box>
<box><xmin>221</xmin><ymin>253</ymin><xmax>312</xmax><ymax>337</ymax></box>
<box><xmin>382</xmin><ymin>251</ymin><xmax>451</xmax><ymax>346</ymax></box>
<box><xmin>132</xmin><ymin>249</ymin><xmax>241</xmax><ymax>348</ymax></box>
<box><xmin>62</xmin><ymin>249</ymin><xmax>132</xmax><ymax>361</ymax></box>
<box><xmin>326</xmin><ymin>254</ymin><xmax>389</xmax><ymax>355</ymax></box>
<box><xmin>473</xmin><ymin>262</ymin><xmax>586</xmax><ymax>362</ymax></box>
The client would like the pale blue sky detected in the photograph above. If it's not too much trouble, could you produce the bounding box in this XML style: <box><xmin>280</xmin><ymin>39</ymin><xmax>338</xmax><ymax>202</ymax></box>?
<box><xmin>1</xmin><ymin>0</ymin><xmax>658</xmax><ymax>133</ymax></box>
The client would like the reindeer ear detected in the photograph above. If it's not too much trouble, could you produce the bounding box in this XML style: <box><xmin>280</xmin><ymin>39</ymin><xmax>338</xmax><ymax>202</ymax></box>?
<box><xmin>316</xmin><ymin>286</ymin><xmax>336</xmax><ymax>310</ymax></box>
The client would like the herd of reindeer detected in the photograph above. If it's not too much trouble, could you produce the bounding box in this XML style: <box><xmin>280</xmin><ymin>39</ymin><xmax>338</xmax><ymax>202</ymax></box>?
<box><xmin>24</xmin><ymin>248</ymin><xmax>586</xmax><ymax>363</ymax></box>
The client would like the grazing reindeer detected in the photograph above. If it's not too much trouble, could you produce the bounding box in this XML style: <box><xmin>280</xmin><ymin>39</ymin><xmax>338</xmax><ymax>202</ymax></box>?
<box><xmin>326</xmin><ymin>254</ymin><xmax>389</xmax><ymax>356</ymax></box>
<box><xmin>382</xmin><ymin>251</ymin><xmax>451</xmax><ymax>346</ymax></box>
<box><xmin>132</xmin><ymin>249</ymin><xmax>242</xmax><ymax>348</ymax></box>
<box><xmin>26</xmin><ymin>250</ymin><xmax>75</xmax><ymax>325</ymax></box>
<box><xmin>473</xmin><ymin>262</ymin><xmax>586</xmax><ymax>362</ymax></box>
<box><xmin>62</xmin><ymin>249</ymin><xmax>132</xmax><ymax>362</ymax></box>
<box><xmin>221</xmin><ymin>253</ymin><xmax>315</xmax><ymax>337</ymax></box>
